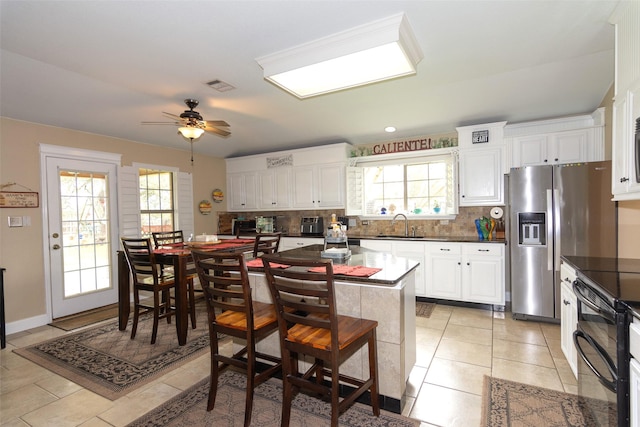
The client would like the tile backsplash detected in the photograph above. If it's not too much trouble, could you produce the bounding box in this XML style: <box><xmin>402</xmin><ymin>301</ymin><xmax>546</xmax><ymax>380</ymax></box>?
<box><xmin>218</xmin><ymin>206</ymin><xmax>502</xmax><ymax>239</ymax></box>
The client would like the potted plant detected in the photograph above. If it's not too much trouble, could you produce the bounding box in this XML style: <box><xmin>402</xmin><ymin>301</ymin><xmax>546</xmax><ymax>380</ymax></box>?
<box><xmin>433</xmin><ymin>200</ymin><xmax>441</xmax><ymax>214</ymax></box>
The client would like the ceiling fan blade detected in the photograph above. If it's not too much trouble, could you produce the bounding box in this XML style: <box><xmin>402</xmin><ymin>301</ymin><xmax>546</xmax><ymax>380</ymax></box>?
<box><xmin>205</xmin><ymin>120</ymin><xmax>230</xmax><ymax>127</ymax></box>
<box><xmin>141</xmin><ymin>121</ymin><xmax>180</xmax><ymax>125</ymax></box>
<box><xmin>205</xmin><ymin>126</ymin><xmax>231</xmax><ymax>137</ymax></box>
<box><xmin>162</xmin><ymin>111</ymin><xmax>183</xmax><ymax>121</ymax></box>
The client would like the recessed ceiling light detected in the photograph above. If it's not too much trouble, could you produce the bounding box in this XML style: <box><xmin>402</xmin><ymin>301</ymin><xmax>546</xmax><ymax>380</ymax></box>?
<box><xmin>385</xmin><ymin>126</ymin><xmax>397</xmax><ymax>133</ymax></box>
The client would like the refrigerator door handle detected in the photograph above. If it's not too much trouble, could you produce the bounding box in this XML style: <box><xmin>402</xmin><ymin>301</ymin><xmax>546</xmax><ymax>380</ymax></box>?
<box><xmin>546</xmin><ymin>189</ymin><xmax>553</xmax><ymax>271</ymax></box>
<box><xmin>553</xmin><ymin>188</ymin><xmax>561</xmax><ymax>271</ymax></box>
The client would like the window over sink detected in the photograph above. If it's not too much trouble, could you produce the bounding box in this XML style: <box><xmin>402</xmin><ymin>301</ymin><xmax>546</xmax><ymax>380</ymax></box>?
<box><xmin>346</xmin><ymin>150</ymin><xmax>458</xmax><ymax>218</ymax></box>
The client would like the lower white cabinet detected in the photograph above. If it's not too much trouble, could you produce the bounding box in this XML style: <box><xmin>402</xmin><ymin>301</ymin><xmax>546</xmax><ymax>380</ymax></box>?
<box><xmin>279</xmin><ymin>236</ymin><xmax>324</xmax><ymax>251</ymax></box>
<box><xmin>360</xmin><ymin>239</ymin><xmax>426</xmax><ymax>297</ymax></box>
<box><xmin>630</xmin><ymin>320</ymin><xmax>640</xmax><ymax>427</ymax></box>
<box><xmin>560</xmin><ymin>261</ymin><xmax>578</xmax><ymax>378</ymax></box>
<box><xmin>425</xmin><ymin>242</ymin><xmax>505</xmax><ymax>305</ymax></box>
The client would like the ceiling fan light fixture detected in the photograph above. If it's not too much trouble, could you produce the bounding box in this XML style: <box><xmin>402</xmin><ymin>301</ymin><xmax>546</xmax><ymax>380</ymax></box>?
<box><xmin>256</xmin><ymin>13</ymin><xmax>423</xmax><ymax>99</ymax></box>
<box><xmin>178</xmin><ymin>126</ymin><xmax>205</xmax><ymax>140</ymax></box>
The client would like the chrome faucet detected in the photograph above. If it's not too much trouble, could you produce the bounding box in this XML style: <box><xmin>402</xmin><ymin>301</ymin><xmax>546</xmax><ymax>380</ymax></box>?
<box><xmin>392</xmin><ymin>213</ymin><xmax>409</xmax><ymax>236</ymax></box>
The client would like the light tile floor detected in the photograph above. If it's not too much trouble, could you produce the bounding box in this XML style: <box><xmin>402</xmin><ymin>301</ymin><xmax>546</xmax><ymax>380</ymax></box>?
<box><xmin>0</xmin><ymin>303</ymin><xmax>574</xmax><ymax>426</ymax></box>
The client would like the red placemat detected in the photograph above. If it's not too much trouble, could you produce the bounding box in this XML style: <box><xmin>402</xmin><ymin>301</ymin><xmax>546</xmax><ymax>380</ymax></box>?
<box><xmin>246</xmin><ymin>259</ymin><xmax>290</xmax><ymax>269</ymax></box>
<box><xmin>154</xmin><ymin>248</ymin><xmax>189</xmax><ymax>254</ymax></box>
<box><xmin>308</xmin><ymin>265</ymin><xmax>382</xmax><ymax>277</ymax></box>
<box><xmin>223</xmin><ymin>238</ymin><xmax>255</xmax><ymax>244</ymax></box>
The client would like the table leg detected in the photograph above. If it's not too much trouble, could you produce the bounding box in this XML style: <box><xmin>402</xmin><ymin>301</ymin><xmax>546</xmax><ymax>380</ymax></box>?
<box><xmin>117</xmin><ymin>251</ymin><xmax>131</xmax><ymax>330</ymax></box>
<box><xmin>173</xmin><ymin>256</ymin><xmax>188</xmax><ymax>345</ymax></box>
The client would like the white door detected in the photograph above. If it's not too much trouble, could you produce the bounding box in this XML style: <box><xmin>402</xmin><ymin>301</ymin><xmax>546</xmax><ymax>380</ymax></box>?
<box><xmin>46</xmin><ymin>157</ymin><xmax>119</xmax><ymax>318</ymax></box>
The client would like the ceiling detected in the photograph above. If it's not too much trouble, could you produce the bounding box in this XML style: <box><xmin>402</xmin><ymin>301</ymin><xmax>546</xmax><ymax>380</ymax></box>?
<box><xmin>0</xmin><ymin>1</ymin><xmax>620</xmax><ymax>160</ymax></box>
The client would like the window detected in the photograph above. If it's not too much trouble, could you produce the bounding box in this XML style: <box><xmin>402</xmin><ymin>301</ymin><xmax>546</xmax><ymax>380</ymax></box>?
<box><xmin>346</xmin><ymin>152</ymin><xmax>457</xmax><ymax>217</ymax></box>
<box><xmin>139</xmin><ymin>169</ymin><xmax>174</xmax><ymax>237</ymax></box>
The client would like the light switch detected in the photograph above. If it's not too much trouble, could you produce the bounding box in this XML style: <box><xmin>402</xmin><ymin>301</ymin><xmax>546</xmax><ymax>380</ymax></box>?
<box><xmin>8</xmin><ymin>216</ymin><xmax>23</xmax><ymax>227</ymax></box>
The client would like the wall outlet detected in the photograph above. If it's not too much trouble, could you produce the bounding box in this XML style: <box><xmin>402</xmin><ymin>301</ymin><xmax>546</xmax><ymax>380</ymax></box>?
<box><xmin>361</xmin><ymin>220</ymin><xmax>369</xmax><ymax>226</ymax></box>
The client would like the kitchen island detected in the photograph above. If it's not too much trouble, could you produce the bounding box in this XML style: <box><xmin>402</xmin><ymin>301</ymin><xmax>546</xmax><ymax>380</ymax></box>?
<box><xmin>246</xmin><ymin>244</ymin><xmax>418</xmax><ymax>413</ymax></box>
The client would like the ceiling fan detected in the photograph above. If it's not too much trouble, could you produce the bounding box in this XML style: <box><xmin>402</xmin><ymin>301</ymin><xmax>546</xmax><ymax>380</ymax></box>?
<box><xmin>142</xmin><ymin>98</ymin><xmax>230</xmax><ymax>163</ymax></box>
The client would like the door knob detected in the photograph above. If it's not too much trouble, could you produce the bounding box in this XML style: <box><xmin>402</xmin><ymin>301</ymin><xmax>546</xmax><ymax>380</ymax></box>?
<box><xmin>52</xmin><ymin>233</ymin><xmax>59</xmax><ymax>238</ymax></box>
<box><xmin>52</xmin><ymin>244</ymin><xmax>61</xmax><ymax>250</ymax></box>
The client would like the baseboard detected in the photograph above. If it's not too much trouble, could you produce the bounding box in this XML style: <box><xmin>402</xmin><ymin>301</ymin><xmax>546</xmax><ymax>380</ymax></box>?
<box><xmin>6</xmin><ymin>313</ymin><xmax>51</xmax><ymax>335</ymax></box>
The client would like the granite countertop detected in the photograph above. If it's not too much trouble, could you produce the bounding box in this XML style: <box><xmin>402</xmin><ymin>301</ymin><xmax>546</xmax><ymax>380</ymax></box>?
<box><xmin>282</xmin><ymin>233</ymin><xmax>507</xmax><ymax>244</ymax></box>
<box><xmin>248</xmin><ymin>244</ymin><xmax>419</xmax><ymax>286</ymax></box>
<box><xmin>561</xmin><ymin>256</ymin><xmax>640</xmax><ymax>274</ymax></box>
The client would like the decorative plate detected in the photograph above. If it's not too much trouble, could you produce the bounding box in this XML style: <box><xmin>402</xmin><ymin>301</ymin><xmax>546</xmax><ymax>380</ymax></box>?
<box><xmin>198</xmin><ymin>200</ymin><xmax>212</xmax><ymax>215</ymax></box>
<box><xmin>212</xmin><ymin>188</ymin><xmax>224</xmax><ymax>203</ymax></box>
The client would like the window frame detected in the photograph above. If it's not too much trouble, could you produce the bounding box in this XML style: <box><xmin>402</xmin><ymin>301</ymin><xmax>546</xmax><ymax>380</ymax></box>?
<box><xmin>133</xmin><ymin>163</ymin><xmax>180</xmax><ymax>238</ymax></box>
<box><xmin>346</xmin><ymin>148</ymin><xmax>459</xmax><ymax>220</ymax></box>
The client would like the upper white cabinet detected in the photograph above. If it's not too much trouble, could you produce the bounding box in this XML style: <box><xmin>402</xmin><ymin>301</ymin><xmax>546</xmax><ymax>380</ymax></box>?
<box><xmin>457</xmin><ymin>121</ymin><xmax>507</xmax><ymax>206</ymax></box>
<box><xmin>291</xmin><ymin>163</ymin><xmax>345</xmax><ymax>209</ymax></box>
<box><xmin>610</xmin><ymin>1</ymin><xmax>640</xmax><ymax>200</ymax></box>
<box><xmin>228</xmin><ymin>172</ymin><xmax>258</xmax><ymax>211</ymax></box>
<box><xmin>258</xmin><ymin>168</ymin><xmax>291</xmax><ymax>210</ymax></box>
<box><xmin>226</xmin><ymin>143</ymin><xmax>350</xmax><ymax>212</ymax></box>
<box><xmin>505</xmin><ymin>108</ymin><xmax>605</xmax><ymax>168</ymax></box>
<box><xmin>459</xmin><ymin>147</ymin><xmax>503</xmax><ymax>206</ymax></box>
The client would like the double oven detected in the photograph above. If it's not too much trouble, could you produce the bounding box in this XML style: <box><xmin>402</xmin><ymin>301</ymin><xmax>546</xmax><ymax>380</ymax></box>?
<box><xmin>571</xmin><ymin>258</ymin><xmax>640</xmax><ymax>427</ymax></box>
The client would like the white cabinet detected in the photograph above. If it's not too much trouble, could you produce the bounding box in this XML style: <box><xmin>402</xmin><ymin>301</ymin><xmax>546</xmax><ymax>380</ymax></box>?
<box><xmin>612</xmin><ymin>82</ymin><xmax>640</xmax><ymax>200</ymax></box>
<box><xmin>258</xmin><ymin>168</ymin><xmax>291</xmax><ymax>210</ymax></box>
<box><xmin>280</xmin><ymin>236</ymin><xmax>324</xmax><ymax>251</ymax></box>
<box><xmin>630</xmin><ymin>319</ymin><xmax>640</xmax><ymax>426</ymax></box>
<box><xmin>456</xmin><ymin>121</ymin><xmax>507</xmax><ymax>207</ymax></box>
<box><xmin>360</xmin><ymin>239</ymin><xmax>426</xmax><ymax>297</ymax></box>
<box><xmin>560</xmin><ymin>262</ymin><xmax>578</xmax><ymax>378</ymax></box>
<box><xmin>292</xmin><ymin>163</ymin><xmax>345</xmax><ymax>209</ymax></box>
<box><xmin>505</xmin><ymin>108</ymin><xmax>605</xmax><ymax>168</ymax></box>
<box><xmin>512</xmin><ymin>129</ymin><xmax>589</xmax><ymax>167</ymax></box>
<box><xmin>427</xmin><ymin>243</ymin><xmax>462</xmax><ymax>300</ymax></box>
<box><xmin>228</xmin><ymin>172</ymin><xmax>257</xmax><ymax>211</ymax></box>
<box><xmin>459</xmin><ymin>147</ymin><xmax>504</xmax><ymax>206</ymax></box>
<box><xmin>425</xmin><ymin>242</ymin><xmax>505</xmax><ymax>305</ymax></box>
<box><xmin>226</xmin><ymin>143</ymin><xmax>350</xmax><ymax>211</ymax></box>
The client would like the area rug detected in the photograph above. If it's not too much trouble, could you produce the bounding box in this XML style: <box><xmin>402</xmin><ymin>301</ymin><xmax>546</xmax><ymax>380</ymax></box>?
<box><xmin>415</xmin><ymin>301</ymin><xmax>435</xmax><ymax>318</ymax></box>
<box><xmin>481</xmin><ymin>376</ymin><xmax>617</xmax><ymax>426</ymax></box>
<box><xmin>14</xmin><ymin>304</ymin><xmax>212</xmax><ymax>400</ymax></box>
<box><xmin>49</xmin><ymin>303</ymin><xmax>120</xmax><ymax>331</ymax></box>
<box><xmin>127</xmin><ymin>369</ymin><xmax>420</xmax><ymax>427</ymax></box>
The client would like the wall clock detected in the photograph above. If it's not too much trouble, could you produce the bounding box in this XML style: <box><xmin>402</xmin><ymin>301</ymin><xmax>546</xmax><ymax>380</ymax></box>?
<box><xmin>212</xmin><ymin>188</ymin><xmax>224</xmax><ymax>203</ymax></box>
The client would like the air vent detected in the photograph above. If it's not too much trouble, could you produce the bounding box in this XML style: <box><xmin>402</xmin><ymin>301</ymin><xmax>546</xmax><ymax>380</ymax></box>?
<box><xmin>206</xmin><ymin>79</ymin><xmax>235</xmax><ymax>92</ymax></box>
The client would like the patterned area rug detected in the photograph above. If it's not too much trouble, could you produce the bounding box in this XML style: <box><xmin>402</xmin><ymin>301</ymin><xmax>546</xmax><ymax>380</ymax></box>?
<box><xmin>481</xmin><ymin>376</ymin><xmax>617</xmax><ymax>426</ymax></box>
<box><xmin>415</xmin><ymin>301</ymin><xmax>435</xmax><ymax>318</ymax></box>
<box><xmin>14</xmin><ymin>304</ymin><xmax>211</xmax><ymax>400</ymax></box>
<box><xmin>127</xmin><ymin>369</ymin><xmax>420</xmax><ymax>427</ymax></box>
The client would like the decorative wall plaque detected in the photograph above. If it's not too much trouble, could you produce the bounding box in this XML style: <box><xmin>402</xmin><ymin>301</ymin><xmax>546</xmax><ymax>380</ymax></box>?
<box><xmin>0</xmin><ymin>191</ymin><xmax>39</xmax><ymax>208</ymax></box>
<box><xmin>472</xmin><ymin>130</ymin><xmax>489</xmax><ymax>144</ymax></box>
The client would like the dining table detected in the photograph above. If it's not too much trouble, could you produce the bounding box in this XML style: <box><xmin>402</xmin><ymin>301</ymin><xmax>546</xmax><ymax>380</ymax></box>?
<box><xmin>117</xmin><ymin>238</ymin><xmax>256</xmax><ymax>345</ymax></box>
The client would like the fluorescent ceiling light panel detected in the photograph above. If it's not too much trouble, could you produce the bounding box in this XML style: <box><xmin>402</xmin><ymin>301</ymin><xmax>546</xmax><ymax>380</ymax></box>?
<box><xmin>256</xmin><ymin>13</ymin><xmax>423</xmax><ymax>99</ymax></box>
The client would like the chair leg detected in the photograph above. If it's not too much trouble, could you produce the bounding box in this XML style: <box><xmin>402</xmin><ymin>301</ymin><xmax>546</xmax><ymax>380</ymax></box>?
<box><xmin>281</xmin><ymin>352</ymin><xmax>295</xmax><ymax>427</ymax></box>
<box><xmin>207</xmin><ymin>338</ymin><xmax>220</xmax><ymax>411</ymax></box>
<box><xmin>244</xmin><ymin>347</ymin><xmax>256</xmax><ymax>427</ymax></box>
<box><xmin>331</xmin><ymin>369</ymin><xmax>340</xmax><ymax>426</ymax></box>
<box><xmin>151</xmin><ymin>292</ymin><xmax>160</xmax><ymax>344</ymax></box>
<box><xmin>188</xmin><ymin>278</ymin><xmax>196</xmax><ymax>329</ymax></box>
<box><xmin>130</xmin><ymin>305</ymin><xmax>139</xmax><ymax>339</ymax></box>
<box><xmin>368</xmin><ymin>333</ymin><xmax>380</xmax><ymax>416</ymax></box>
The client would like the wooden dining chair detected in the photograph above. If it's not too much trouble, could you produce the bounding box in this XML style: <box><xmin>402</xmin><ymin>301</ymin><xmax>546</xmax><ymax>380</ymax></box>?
<box><xmin>252</xmin><ymin>232</ymin><xmax>282</xmax><ymax>259</ymax></box>
<box><xmin>121</xmin><ymin>237</ymin><xmax>177</xmax><ymax>344</ymax></box>
<box><xmin>261</xmin><ymin>254</ymin><xmax>380</xmax><ymax>427</ymax></box>
<box><xmin>191</xmin><ymin>249</ymin><xmax>281</xmax><ymax>427</ymax></box>
<box><xmin>151</xmin><ymin>230</ymin><xmax>200</xmax><ymax>329</ymax></box>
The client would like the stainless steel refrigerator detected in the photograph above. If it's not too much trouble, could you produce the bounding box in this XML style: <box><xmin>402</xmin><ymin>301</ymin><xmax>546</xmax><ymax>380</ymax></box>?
<box><xmin>509</xmin><ymin>161</ymin><xmax>617</xmax><ymax>320</ymax></box>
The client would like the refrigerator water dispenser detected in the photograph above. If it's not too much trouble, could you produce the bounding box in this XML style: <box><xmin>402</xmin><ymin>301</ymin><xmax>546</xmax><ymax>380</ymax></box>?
<box><xmin>518</xmin><ymin>212</ymin><xmax>546</xmax><ymax>246</ymax></box>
